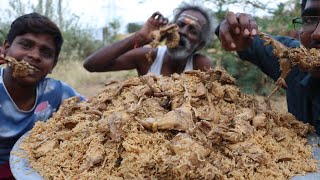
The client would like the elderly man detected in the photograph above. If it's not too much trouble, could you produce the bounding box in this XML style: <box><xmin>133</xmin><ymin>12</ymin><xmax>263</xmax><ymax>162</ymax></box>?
<box><xmin>83</xmin><ymin>2</ymin><xmax>214</xmax><ymax>76</ymax></box>
<box><xmin>216</xmin><ymin>0</ymin><xmax>320</xmax><ymax>134</ymax></box>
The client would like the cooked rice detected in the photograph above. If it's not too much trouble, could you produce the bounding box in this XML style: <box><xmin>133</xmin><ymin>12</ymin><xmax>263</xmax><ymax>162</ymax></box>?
<box><xmin>20</xmin><ymin>68</ymin><xmax>318</xmax><ymax>179</ymax></box>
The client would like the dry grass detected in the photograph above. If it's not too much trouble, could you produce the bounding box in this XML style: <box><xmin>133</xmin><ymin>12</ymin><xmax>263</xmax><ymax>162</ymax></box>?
<box><xmin>48</xmin><ymin>60</ymin><xmax>137</xmax><ymax>98</ymax></box>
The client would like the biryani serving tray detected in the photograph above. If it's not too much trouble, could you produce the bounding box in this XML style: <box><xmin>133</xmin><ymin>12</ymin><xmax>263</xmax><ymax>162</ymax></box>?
<box><xmin>10</xmin><ymin>132</ymin><xmax>320</xmax><ymax>180</ymax></box>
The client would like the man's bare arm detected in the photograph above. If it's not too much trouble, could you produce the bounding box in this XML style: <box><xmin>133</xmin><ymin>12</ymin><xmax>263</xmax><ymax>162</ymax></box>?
<box><xmin>83</xmin><ymin>12</ymin><xmax>168</xmax><ymax>72</ymax></box>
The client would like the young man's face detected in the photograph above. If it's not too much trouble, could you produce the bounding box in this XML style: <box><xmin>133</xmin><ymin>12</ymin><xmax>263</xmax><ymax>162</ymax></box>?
<box><xmin>4</xmin><ymin>33</ymin><xmax>57</xmax><ymax>86</ymax></box>
<box><xmin>167</xmin><ymin>10</ymin><xmax>207</xmax><ymax>60</ymax></box>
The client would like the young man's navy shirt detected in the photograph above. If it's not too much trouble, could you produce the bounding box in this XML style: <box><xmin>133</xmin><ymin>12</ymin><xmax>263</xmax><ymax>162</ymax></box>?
<box><xmin>238</xmin><ymin>35</ymin><xmax>320</xmax><ymax>135</ymax></box>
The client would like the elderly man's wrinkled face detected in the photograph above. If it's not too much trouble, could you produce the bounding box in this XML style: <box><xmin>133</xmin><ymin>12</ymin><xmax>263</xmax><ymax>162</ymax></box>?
<box><xmin>167</xmin><ymin>10</ymin><xmax>207</xmax><ymax>60</ymax></box>
<box><xmin>299</xmin><ymin>0</ymin><xmax>320</xmax><ymax>78</ymax></box>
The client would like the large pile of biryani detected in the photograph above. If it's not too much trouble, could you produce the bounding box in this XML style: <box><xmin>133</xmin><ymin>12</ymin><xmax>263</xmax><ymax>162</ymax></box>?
<box><xmin>20</xmin><ymin>68</ymin><xmax>318</xmax><ymax>179</ymax></box>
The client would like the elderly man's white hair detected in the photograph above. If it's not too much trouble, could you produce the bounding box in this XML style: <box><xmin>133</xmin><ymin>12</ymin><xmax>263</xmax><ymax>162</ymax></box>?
<box><xmin>172</xmin><ymin>1</ymin><xmax>216</xmax><ymax>47</ymax></box>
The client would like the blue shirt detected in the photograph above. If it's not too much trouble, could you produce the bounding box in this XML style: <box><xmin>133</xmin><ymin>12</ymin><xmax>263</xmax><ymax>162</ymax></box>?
<box><xmin>238</xmin><ymin>35</ymin><xmax>320</xmax><ymax>135</ymax></box>
<box><xmin>0</xmin><ymin>68</ymin><xmax>84</xmax><ymax>164</ymax></box>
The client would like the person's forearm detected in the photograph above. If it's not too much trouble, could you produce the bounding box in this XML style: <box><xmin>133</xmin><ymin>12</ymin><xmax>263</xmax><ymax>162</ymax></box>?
<box><xmin>83</xmin><ymin>32</ymin><xmax>147</xmax><ymax>72</ymax></box>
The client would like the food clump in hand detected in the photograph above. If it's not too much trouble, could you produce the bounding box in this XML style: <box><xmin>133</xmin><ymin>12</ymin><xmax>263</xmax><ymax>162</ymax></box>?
<box><xmin>259</xmin><ymin>32</ymin><xmax>320</xmax><ymax>100</ymax></box>
<box><xmin>146</xmin><ymin>24</ymin><xmax>180</xmax><ymax>62</ymax></box>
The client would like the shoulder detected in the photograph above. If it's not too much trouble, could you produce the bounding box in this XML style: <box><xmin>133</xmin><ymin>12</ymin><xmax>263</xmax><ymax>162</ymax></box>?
<box><xmin>126</xmin><ymin>46</ymin><xmax>152</xmax><ymax>64</ymax></box>
<box><xmin>273</xmin><ymin>35</ymin><xmax>300</xmax><ymax>48</ymax></box>
<box><xmin>39</xmin><ymin>78</ymin><xmax>85</xmax><ymax>100</ymax></box>
<box><xmin>126</xmin><ymin>46</ymin><xmax>151</xmax><ymax>59</ymax></box>
<box><xmin>40</xmin><ymin>78</ymin><xmax>70</xmax><ymax>89</ymax></box>
<box><xmin>134</xmin><ymin>46</ymin><xmax>165</xmax><ymax>58</ymax></box>
<box><xmin>193</xmin><ymin>53</ymin><xmax>213</xmax><ymax>71</ymax></box>
<box><xmin>133</xmin><ymin>46</ymin><xmax>161</xmax><ymax>75</ymax></box>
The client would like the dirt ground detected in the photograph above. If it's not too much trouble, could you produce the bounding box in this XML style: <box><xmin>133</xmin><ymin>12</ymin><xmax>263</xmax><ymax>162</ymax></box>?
<box><xmin>77</xmin><ymin>83</ymin><xmax>106</xmax><ymax>99</ymax></box>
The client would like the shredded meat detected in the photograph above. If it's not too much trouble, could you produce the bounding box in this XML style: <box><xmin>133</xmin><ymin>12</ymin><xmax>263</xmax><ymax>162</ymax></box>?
<box><xmin>146</xmin><ymin>24</ymin><xmax>180</xmax><ymax>62</ymax></box>
<box><xmin>3</xmin><ymin>56</ymin><xmax>38</xmax><ymax>77</ymax></box>
<box><xmin>259</xmin><ymin>32</ymin><xmax>320</xmax><ymax>100</ymax></box>
<box><xmin>20</xmin><ymin>68</ymin><xmax>317</xmax><ymax>180</ymax></box>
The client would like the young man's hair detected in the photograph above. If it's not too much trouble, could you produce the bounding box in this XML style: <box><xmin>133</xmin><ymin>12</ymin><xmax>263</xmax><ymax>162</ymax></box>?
<box><xmin>172</xmin><ymin>2</ymin><xmax>216</xmax><ymax>47</ymax></box>
<box><xmin>6</xmin><ymin>13</ymin><xmax>63</xmax><ymax>61</ymax></box>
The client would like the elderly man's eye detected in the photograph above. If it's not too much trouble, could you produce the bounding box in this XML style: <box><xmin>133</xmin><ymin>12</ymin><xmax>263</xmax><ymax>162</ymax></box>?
<box><xmin>190</xmin><ymin>30</ymin><xmax>197</xmax><ymax>35</ymax></box>
<box><xmin>190</xmin><ymin>28</ymin><xmax>200</xmax><ymax>36</ymax></box>
<box><xmin>176</xmin><ymin>21</ymin><xmax>185</xmax><ymax>28</ymax></box>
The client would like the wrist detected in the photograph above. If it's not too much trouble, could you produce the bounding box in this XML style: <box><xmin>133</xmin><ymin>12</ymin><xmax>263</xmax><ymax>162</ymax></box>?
<box><xmin>133</xmin><ymin>32</ymin><xmax>148</xmax><ymax>48</ymax></box>
<box><xmin>138</xmin><ymin>29</ymin><xmax>152</xmax><ymax>42</ymax></box>
<box><xmin>133</xmin><ymin>33</ymin><xmax>140</xmax><ymax>48</ymax></box>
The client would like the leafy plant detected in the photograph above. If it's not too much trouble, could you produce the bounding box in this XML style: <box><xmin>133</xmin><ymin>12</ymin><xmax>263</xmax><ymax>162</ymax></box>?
<box><xmin>0</xmin><ymin>0</ymin><xmax>120</xmax><ymax>61</ymax></box>
<box><xmin>0</xmin><ymin>0</ymin><xmax>295</xmax><ymax>96</ymax></box>
<box><xmin>127</xmin><ymin>22</ymin><xmax>143</xmax><ymax>33</ymax></box>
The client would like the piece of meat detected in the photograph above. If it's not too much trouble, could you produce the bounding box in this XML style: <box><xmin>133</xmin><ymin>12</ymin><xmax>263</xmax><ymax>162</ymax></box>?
<box><xmin>146</xmin><ymin>24</ymin><xmax>180</xmax><ymax>62</ymax></box>
<box><xmin>34</xmin><ymin>140</ymin><xmax>58</xmax><ymax>157</ymax></box>
<box><xmin>170</xmin><ymin>133</ymin><xmax>210</xmax><ymax>158</ymax></box>
<box><xmin>80</xmin><ymin>139</ymin><xmax>105</xmax><ymax>171</ymax></box>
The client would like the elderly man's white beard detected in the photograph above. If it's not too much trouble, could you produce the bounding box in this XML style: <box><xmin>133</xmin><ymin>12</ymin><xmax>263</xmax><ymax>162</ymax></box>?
<box><xmin>167</xmin><ymin>36</ymin><xmax>199</xmax><ymax>60</ymax></box>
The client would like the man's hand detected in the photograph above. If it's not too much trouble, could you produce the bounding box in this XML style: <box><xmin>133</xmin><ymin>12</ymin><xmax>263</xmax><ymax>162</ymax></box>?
<box><xmin>219</xmin><ymin>12</ymin><xmax>258</xmax><ymax>51</ymax></box>
<box><xmin>0</xmin><ymin>47</ymin><xmax>6</xmax><ymax>65</ymax></box>
<box><xmin>138</xmin><ymin>12</ymin><xmax>169</xmax><ymax>43</ymax></box>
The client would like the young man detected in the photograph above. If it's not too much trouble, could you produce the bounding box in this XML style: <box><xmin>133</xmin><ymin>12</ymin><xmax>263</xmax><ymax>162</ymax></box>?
<box><xmin>216</xmin><ymin>0</ymin><xmax>320</xmax><ymax>134</ymax></box>
<box><xmin>83</xmin><ymin>2</ymin><xmax>214</xmax><ymax>76</ymax></box>
<box><xmin>0</xmin><ymin>13</ymin><xmax>84</xmax><ymax>179</ymax></box>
